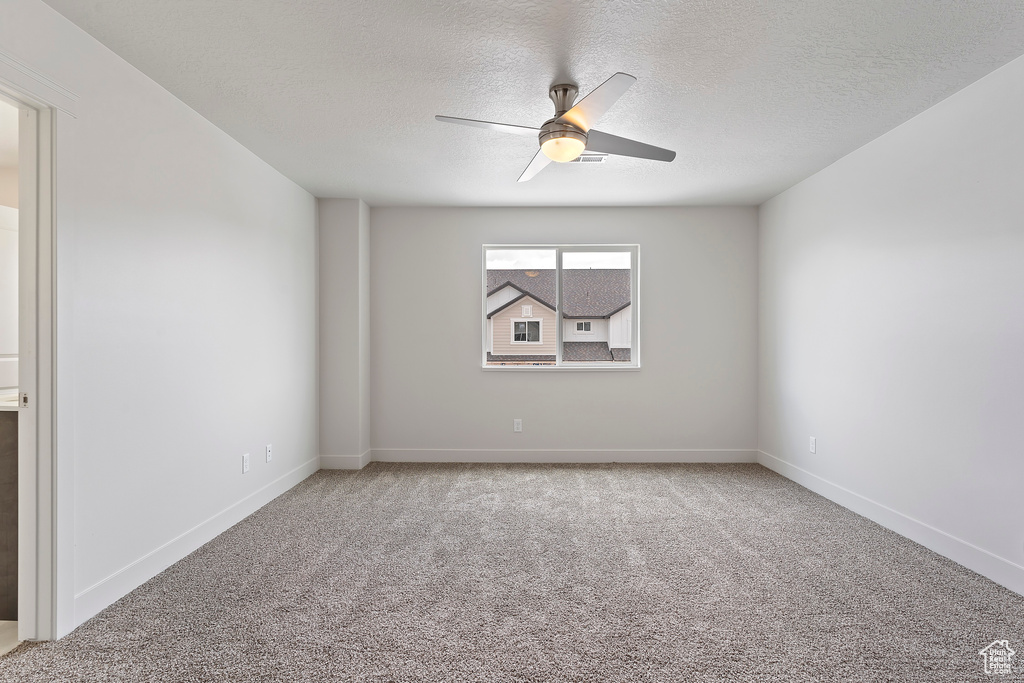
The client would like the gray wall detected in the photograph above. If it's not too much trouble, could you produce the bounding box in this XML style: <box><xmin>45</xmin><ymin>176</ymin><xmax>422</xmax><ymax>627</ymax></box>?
<box><xmin>318</xmin><ymin>199</ymin><xmax>371</xmax><ymax>463</ymax></box>
<box><xmin>370</xmin><ymin>207</ymin><xmax>759</xmax><ymax>461</ymax></box>
<box><xmin>758</xmin><ymin>54</ymin><xmax>1024</xmax><ymax>593</ymax></box>
<box><xmin>5</xmin><ymin>0</ymin><xmax>319</xmax><ymax>632</ymax></box>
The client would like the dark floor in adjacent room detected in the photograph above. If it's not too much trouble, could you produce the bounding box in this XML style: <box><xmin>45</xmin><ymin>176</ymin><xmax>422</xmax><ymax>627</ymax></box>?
<box><xmin>1</xmin><ymin>462</ymin><xmax>1021</xmax><ymax>682</ymax></box>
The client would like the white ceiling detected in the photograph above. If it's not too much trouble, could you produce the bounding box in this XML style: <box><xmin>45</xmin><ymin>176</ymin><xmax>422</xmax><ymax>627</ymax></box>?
<box><xmin>41</xmin><ymin>0</ymin><xmax>1024</xmax><ymax>206</ymax></box>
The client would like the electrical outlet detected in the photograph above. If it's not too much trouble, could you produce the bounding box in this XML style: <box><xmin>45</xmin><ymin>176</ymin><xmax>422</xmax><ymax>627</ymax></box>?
<box><xmin>513</xmin><ymin>418</ymin><xmax>523</xmax><ymax>433</ymax></box>
<box><xmin>809</xmin><ymin>437</ymin><xmax>816</xmax><ymax>454</ymax></box>
<box><xmin>265</xmin><ymin>444</ymin><xmax>272</xmax><ymax>463</ymax></box>
<box><xmin>242</xmin><ymin>453</ymin><xmax>250</xmax><ymax>474</ymax></box>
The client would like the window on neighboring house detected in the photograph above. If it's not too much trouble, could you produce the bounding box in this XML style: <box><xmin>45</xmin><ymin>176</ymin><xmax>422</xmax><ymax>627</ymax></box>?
<box><xmin>513</xmin><ymin>320</ymin><xmax>541</xmax><ymax>343</ymax></box>
<box><xmin>483</xmin><ymin>245</ymin><xmax>638</xmax><ymax>368</ymax></box>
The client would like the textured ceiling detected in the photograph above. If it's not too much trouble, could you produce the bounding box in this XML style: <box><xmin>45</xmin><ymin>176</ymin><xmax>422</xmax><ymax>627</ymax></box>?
<box><xmin>41</xmin><ymin>0</ymin><xmax>1024</xmax><ymax>206</ymax></box>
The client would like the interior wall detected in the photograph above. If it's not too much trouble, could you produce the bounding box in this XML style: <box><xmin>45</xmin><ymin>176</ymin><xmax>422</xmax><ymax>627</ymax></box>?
<box><xmin>0</xmin><ymin>99</ymin><xmax>18</xmax><ymax>402</ymax></box>
<box><xmin>370</xmin><ymin>206</ymin><xmax>758</xmax><ymax>461</ymax></box>
<box><xmin>759</xmin><ymin>54</ymin><xmax>1024</xmax><ymax>594</ymax></box>
<box><xmin>0</xmin><ymin>103</ymin><xmax>18</xmax><ymax>626</ymax></box>
<box><xmin>0</xmin><ymin>99</ymin><xmax>16</xmax><ymax>209</ymax></box>
<box><xmin>0</xmin><ymin>168</ymin><xmax>16</xmax><ymax>209</ymax></box>
<box><xmin>2</xmin><ymin>0</ymin><xmax>319</xmax><ymax>633</ymax></box>
<box><xmin>318</xmin><ymin>198</ymin><xmax>371</xmax><ymax>467</ymax></box>
<box><xmin>0</xmin><ymin>207</ymin><xmax>16</xmax><ymax>393</ymax></box>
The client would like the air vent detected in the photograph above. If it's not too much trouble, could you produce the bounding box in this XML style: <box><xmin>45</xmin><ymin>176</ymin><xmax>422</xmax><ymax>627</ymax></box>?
<box><xmin>569</xmin><ymin>153</ymin><xmax>608</xmax><ymax>164</ymax></box>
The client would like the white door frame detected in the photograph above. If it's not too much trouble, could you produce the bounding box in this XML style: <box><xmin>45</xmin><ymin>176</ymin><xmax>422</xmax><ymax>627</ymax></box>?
<box><xmin>1</xmin><ymin>84</ymin><xmax>56</xmax><ymax>642</ymax></box>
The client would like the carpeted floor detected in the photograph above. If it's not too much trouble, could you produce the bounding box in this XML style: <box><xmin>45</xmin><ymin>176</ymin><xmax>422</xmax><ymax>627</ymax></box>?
<box><xmin>0</xmin><ymin>463</ymin><xmax>1021</xmax><ymax>681</ymax></box>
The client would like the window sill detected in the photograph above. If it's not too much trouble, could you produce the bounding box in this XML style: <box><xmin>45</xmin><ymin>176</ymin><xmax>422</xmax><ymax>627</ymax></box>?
<box><xmin>482</xmin><ymin>364</ymin><xmax>640</xmax><ymax>372</ymax></box>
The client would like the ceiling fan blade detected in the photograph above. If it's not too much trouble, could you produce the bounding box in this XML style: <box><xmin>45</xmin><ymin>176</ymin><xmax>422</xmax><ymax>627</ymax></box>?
<box><xmin>555</xmin><ymin>72</ymin><xmax>637</xmax><ymax>132</ymax></box>
<box><xmin>585</xmin><ymin>129</ymin><xmax>676</xmax><ymax>162</ymax></box>
<box><xmin>435</xmin><ymin>115</ymin><xmax>540</xmax><ymax>137</ymax></box>
<box><xmin>517</xmin><ymin>149</ymin><xmax>553</xmax><ymax>183</ymax></box>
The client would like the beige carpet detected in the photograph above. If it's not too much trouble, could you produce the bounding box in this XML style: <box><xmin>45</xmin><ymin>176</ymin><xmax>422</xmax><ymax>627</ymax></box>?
<box><xmin>0</xmin><ymin>463</ymin><xmax>1021</xmax><ymax>681</ymax></box>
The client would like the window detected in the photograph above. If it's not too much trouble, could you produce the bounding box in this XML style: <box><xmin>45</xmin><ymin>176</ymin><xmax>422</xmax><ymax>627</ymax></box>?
<box><xmin>483</xmin><ymin>245</ymin><xmax>638</xmax><ymax>368</ymax></box>
<box><xmin>512</xmin><ymin>320</ymin><xmax>541</xmax><ymax>343</ymax></box>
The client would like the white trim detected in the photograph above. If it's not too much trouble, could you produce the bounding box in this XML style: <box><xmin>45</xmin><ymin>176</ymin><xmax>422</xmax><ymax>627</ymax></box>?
<box><xmin>482</xmin><ymin>365</ymin><xmax>640</xmax><ymax>372</ymax></box>
<box><xmin>556</xmin><ymin>249</ymin><xmax>562</xmax><ymax>364</ymax></box>
<box><xmin>0</xmin><ymin>48</ymin><xmax>78</xmax><ymax>118</ymax></box>
<box><xmin>320</xmin><ymin>451</ymin><xmax>371</xmax><ymax>470</ymax></box>
<box><xmin>510</xmin><ymin>318</ymin><xmax>542</xmax><ymax>344</ymax></box>
<box><xmin>73</xmin><ymin>457</ymin><xmax>319</xmax><ymax>628</ymax></box>
<box><xmin>17</xmin><ymin>103</ymin><xmax>40</xmax><ymax>642</ymax></box>
<box><xmin>3</xmin><ymin>64</ymin><xmax>63</xmax><ymax>641</ymax></box>
<box><xmin>482</xmin><ymin>244</ymin><xmax>638</xmax><ymax>368</ymax></box>
<box><xmin>37</xmin><ymin>104</ymin><xmax>56</xmax><ymax>640</ymax></box>
<box><xmin>9</xmin><ymin>96</ymin><xmax>57</xmax><ymax>641</ymax></box>
<box><xmin>757</xmin><ymin>450</ymin><xmax>1024</xmax><ymax>597</ymax></box>
<box><xmin>372</xmin><ymin>449</ymin><xmax>757</xmax><ymax>464</ymax></box>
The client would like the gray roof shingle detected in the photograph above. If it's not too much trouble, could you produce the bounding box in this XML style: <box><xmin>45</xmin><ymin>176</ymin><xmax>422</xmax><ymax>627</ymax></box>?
<box><xmin>562</xmin><ymin>342</ymin><xmax>613</xmax><ymax>362</ymax></box>
<box><xmin>561</xmin><ymin>269</ymin><xmax>630</xmax><ymax>318</ymax></box>
<box><xmin>561</xmin><ymin>342</ymin><xmax>632</xmax><ymax>361</ymax></box>
<box><xmin>487</xmin><ymin>269</ymin><xmax>629</xmax><ymax>318</ymax></box>
<box><xmin>486</xmin><ymin>270</ymin><xmax>555</xmax><ymax>306</ymax></box>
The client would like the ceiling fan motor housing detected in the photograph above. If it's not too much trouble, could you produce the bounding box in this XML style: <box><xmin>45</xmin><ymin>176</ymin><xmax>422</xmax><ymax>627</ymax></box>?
<box><xmin>538</xmin><ymin>120</ymin><xmax>587</xmax><ymax>148</ymax></box>
<box><xmin>539</xmin><ymin>83</ymin><xmax>587</xmax><ymax>149</ymax></box>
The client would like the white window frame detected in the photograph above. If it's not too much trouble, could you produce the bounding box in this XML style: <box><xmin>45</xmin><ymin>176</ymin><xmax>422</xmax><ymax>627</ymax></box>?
<box><xmin>575</xmin><ymin>321</ymin><xmax>593</xmax><ymax>333</ymax></box>
<box><xmin>510</xmin><ymin>319</ymin><xmax>542</xmax><ymax>344</ymax></box>
<box><xmin>482</xmin><ymin>244</ymin><xmax>640</xmax><ymax>370</ymax></box>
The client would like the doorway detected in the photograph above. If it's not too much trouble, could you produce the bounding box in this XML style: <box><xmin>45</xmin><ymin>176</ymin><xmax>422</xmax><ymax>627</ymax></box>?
<box><xmin>0</xmin><ymin>84</ymin><xmax>55</xmax><ymax>646</ymax></box>
<box><xmin>0</xmin><ymin>94</ymin><xmax>18</xmax><ymax>654</ymax></box>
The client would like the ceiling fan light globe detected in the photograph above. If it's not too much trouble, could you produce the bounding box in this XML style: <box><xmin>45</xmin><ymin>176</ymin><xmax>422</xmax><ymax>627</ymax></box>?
<box><xmin>541</xmin><ymin>137</ymin><xmax>586</xmax><ymax>163</ymax></box>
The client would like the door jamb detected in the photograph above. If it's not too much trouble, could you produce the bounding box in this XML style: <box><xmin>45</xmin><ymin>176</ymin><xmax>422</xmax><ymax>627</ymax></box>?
<box><xmin>1</xmin><ymin>84</ymin><xmax>56</xmax><ymax>642</ymax></box>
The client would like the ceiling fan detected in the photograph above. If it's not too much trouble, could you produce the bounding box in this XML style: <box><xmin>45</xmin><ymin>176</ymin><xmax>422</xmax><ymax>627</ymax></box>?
<box><xmin>435</xmin><ymin>72</ymin><xmax>676</xmax><ymax>182</ymax></box>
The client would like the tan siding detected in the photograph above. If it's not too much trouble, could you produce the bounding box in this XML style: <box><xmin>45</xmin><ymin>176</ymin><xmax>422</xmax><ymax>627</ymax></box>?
<box><xmin>490</xmin><ymin>296</ymin><xmax>557</xmax><ymax>355</ymax></box>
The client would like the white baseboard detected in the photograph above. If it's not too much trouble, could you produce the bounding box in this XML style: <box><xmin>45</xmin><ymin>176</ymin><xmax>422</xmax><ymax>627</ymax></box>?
<box><xmin>757</xmin><ymin>449</ymin><xmax>1024</xmax><ymax>597</ymax></box>
<box><xmin>371</xmin><ymin>449</ymin><xmax>757</xmax><ymax>464</ymax></box>
<box><xmin>73</xmin><ymin>457</ymin><xmax>320</xmax><ymax>627</ymax></box>
<box><xmin>320</xmin><ymin>451</ymin><xmax>371</xmax><ymax>470</ymax></box>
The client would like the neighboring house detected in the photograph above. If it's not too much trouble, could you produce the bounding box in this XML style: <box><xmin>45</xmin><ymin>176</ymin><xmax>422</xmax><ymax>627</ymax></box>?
<box><xmin>485</xmin><ymin>269</ymin><xmax>631</xmax><ymax>364</ymax></box>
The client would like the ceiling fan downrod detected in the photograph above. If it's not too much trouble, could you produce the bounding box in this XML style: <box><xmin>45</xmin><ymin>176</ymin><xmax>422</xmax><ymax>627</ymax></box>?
<box><xmin>548</xmin><ymin>84</ymin><xmax>578</xmax><ymax>116</ymax></box>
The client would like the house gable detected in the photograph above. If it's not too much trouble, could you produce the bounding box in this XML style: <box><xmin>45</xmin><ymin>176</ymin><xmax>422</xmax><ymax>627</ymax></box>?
<box><xmin>487</xmin><ymin>290</ymin><xmax>555</xmax><ymax>319</ymax></box>
<box><xmin>489</xmin><ymin>295</ymin><xmax>557</xmax><ymax>357</ymax></box>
